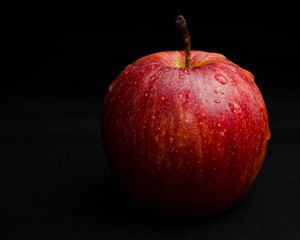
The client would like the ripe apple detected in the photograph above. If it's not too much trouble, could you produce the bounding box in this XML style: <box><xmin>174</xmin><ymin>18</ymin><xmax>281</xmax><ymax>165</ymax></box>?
<box><xmin>102</xmin><ymin>16</ymin><xmax>271</xmax><ymax>218</ymax></box>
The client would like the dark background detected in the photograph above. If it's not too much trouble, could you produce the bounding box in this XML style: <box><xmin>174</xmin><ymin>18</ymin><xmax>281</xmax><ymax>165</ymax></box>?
<box><xmin>1</xmin><ymin>4</ymin><xmax>299</xmax><ymax>239</ymax></box>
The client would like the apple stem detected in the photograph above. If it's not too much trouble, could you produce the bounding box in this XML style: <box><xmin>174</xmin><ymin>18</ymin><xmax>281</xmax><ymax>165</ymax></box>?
<box><xmin>176</xmin><ymin>15</ymin><xmax>191</xmax><ymax>67</ymax></box>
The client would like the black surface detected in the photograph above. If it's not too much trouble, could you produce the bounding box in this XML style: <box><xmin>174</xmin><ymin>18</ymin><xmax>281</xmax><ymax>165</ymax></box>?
<box><xmin>1</xmin><ymin>5</ymin><xmax>300</xmax><ymax>239</ymax></box>
<box><xmin>0</xmin><ymin>142</ymin><xmax>299</xmax><ymax>239</ymax></box>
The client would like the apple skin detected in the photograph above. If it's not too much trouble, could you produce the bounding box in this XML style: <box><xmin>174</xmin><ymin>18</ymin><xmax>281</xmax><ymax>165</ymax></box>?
<box><xmin>102</xmin><ymin>50</ymin><xmax>271</xmax><ymax>218</ymax></box>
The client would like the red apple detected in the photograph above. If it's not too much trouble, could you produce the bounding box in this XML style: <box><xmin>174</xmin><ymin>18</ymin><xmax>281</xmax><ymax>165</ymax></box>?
<box><xmin>102</xmin><ymin>16</ymin><xmax>271</xmax><ymax>218</ymax></box>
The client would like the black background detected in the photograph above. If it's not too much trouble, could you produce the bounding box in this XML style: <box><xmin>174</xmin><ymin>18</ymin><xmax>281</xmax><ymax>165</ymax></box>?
<box><xmin>1</xmin><ymin>3</ymin><xmax>299</xmax><ymax>239</ymax></box>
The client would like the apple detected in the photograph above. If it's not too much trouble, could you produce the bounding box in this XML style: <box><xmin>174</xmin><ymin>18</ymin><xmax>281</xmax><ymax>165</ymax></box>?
<box><xmin>102</xmin><ymin>16</ymin><xmax>271</xmax><ymax>218</ymax></box>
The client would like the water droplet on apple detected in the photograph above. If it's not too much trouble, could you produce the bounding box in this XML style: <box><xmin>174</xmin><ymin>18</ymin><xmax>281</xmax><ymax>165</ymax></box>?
<box><xmin>151</xmin><ymin>115</ymin><xmax>156</xmax><ymax>119</ymax></box>
<box><xmin>228</xmin><ymin>102</ymin><xmax>242</xmax><ymax>114</ymax></box>
<box><xmin>231</xmin><ymin>81</ymin><xmax>237</xmax><ymax>86</ymax></box>
<box><xmin>214</xmin><ymin>89</ymin><xmax>218</xmax><ymax>94</ymax></box>
<box><xmin>215</xmin><ymin>74</ymin><xmax>228</xmax><ymax>85</ymax></box>
<box><xmin>228</xmin><ymin>106</ymin><xmax>235</xmax><ymax>112</ymax></box>
<box><xmin>214</xmin><ymin>99</ymin><xmax>221</xmax><ymax>104</ymax></box>
<box><xmin>144</xmin><ymin>93</ymin><xmax>149</xmax><ymax>97</ymax></box>
<box><xmin>161</xmin><ymin>96</ymin><xmax>165</xmax><ymax>101</ymax></box>
<box><xmin>227</xmin><ymin>64</ymin><xmax>236</xmax><ymax>72</ymax></box>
